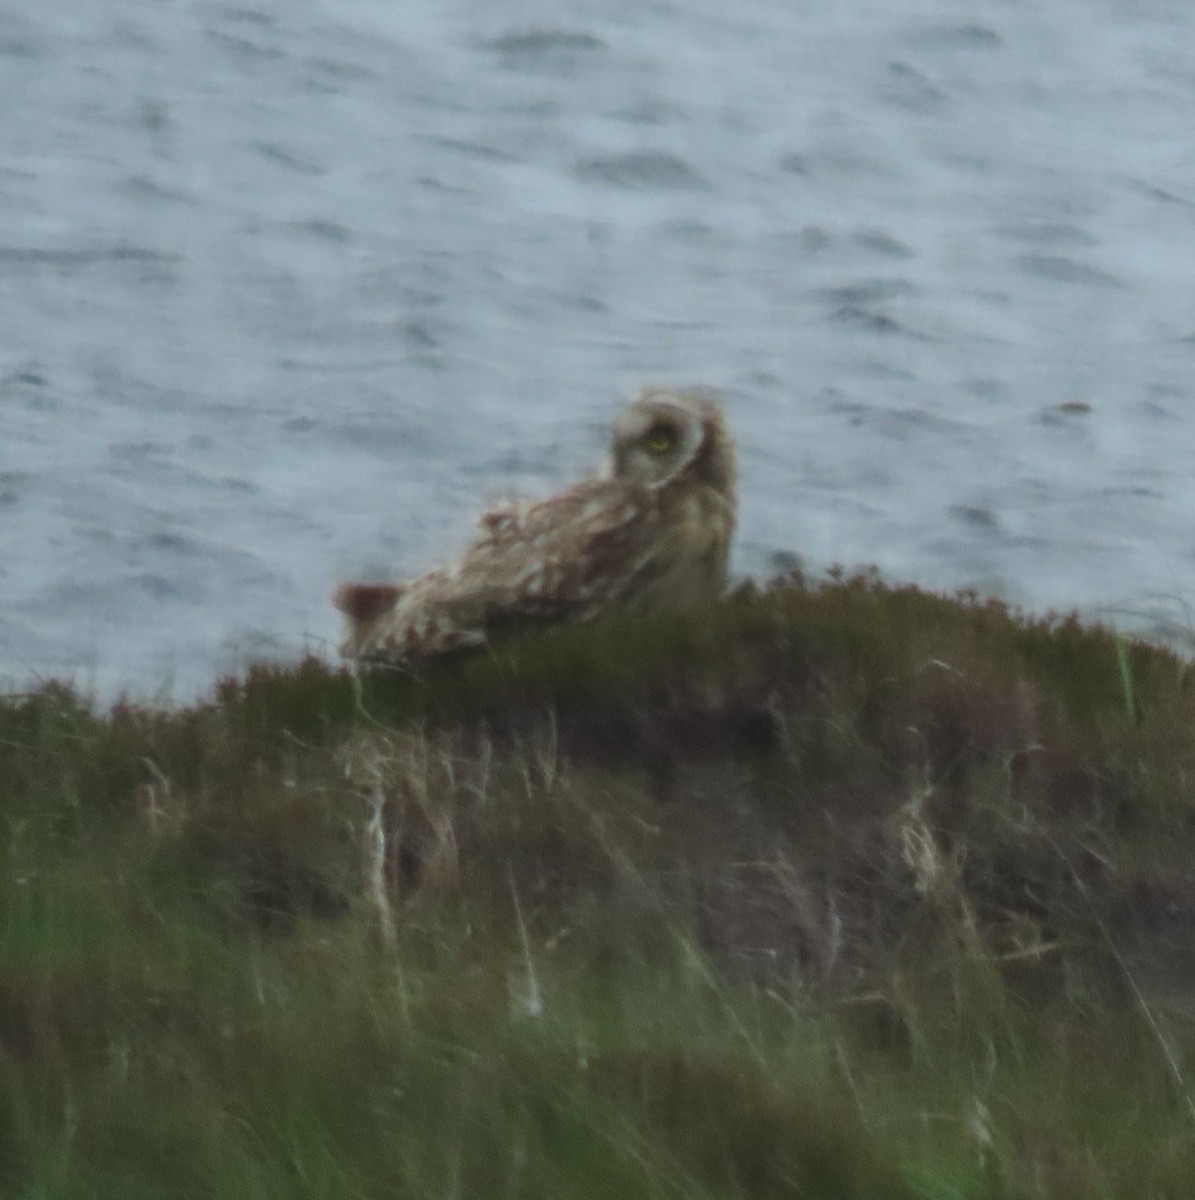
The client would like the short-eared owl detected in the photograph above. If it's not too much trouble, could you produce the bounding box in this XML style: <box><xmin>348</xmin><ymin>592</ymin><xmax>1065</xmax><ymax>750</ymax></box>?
<box><xmin>333</xmin><ymin>387</ymin><xmax>737</xmax><ymax>663</ymax></box>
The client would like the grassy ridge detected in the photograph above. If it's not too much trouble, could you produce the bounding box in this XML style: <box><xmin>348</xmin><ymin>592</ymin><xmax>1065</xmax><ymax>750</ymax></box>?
<box><xmin>4</xmin><ymin>571</ymin><xmax>1195</xmax><ymax>1197</ymax></box>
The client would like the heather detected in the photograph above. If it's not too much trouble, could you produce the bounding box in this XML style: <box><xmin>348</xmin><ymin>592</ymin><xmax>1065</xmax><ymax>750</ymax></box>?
<box><xmin>4</xmin><ymin>571</ymin><xmax>1195</xmax><ymax>1198</ymax></box>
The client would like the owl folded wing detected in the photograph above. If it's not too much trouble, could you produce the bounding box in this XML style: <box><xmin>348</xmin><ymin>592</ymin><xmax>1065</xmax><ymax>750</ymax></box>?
<box><xmin>340</xmin><ymin>481</ymin><xmax>655</xmax><ymax>662</ymax></box>
<box><xmin>451</xmin><ymin>480</ymin><xmax>659</xmax><ymax>626</ymax></box>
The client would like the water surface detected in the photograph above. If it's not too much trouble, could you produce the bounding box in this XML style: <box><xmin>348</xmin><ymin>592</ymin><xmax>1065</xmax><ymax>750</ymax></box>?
<box><xmin>4</xmin><ymin>0</ymin><xmax>1195</xmax><ymax>698</ymax></box>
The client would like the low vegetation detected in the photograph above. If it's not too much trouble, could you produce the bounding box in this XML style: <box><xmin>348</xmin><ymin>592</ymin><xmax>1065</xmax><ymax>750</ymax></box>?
<box><xmin>4</xmin><ymin>570</ymin><xmax>1195</xmax><ymax>1197</ymax></box>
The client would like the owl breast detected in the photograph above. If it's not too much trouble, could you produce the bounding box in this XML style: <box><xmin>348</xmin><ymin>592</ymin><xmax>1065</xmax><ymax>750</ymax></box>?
<box><xmin>617</xmin><ymin>484</ymin><xmax>734</xmax><ymax>615</ymax></box>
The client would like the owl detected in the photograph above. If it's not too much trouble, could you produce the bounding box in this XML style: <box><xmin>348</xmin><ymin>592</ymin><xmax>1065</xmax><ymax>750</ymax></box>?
<box><xmin>332</xmin><ymin>386</ymin><xmax>737</xmax><ymax>664</ymax></box>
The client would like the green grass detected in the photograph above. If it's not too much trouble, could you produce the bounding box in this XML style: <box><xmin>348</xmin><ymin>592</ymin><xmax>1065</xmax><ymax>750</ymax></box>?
<box><xmin>4</xmin><ymin>571</ymin><xmax>1195</xmax><ymax>1197</ymax></box>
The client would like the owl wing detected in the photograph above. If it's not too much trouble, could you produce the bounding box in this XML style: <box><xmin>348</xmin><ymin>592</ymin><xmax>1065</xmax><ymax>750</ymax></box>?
<box><xmin>449</xmin><ymin>478</ymin><xmax>656</xmax><ymax>626</ymax></box>
<box><xmin>344</xmin><ymin>479</ymin><xmax>658</xmax><ymax>663</ymax></box>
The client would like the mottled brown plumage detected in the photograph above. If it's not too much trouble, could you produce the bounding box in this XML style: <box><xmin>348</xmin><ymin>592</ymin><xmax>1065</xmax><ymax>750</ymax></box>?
<box><xmin>334</xmin><ymin>387</ymin><xmax>737</xmax><ymax>664</ymax></box>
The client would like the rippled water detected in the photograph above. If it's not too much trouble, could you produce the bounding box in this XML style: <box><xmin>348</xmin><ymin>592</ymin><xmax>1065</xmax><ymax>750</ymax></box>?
<box><xmin>4</xmin><ymin>0</ymin><xmax>1195</xmax><ymax>700</ymax></box>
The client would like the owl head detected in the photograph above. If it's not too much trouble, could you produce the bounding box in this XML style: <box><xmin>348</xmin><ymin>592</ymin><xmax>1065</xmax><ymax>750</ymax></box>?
<box><xmin>610</xmin><ymin>387</ymin><xmax>737</xmax><ymax>496</ymax></box>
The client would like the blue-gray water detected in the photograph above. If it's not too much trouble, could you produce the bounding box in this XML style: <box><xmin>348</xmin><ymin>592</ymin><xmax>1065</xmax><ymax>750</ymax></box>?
<box><xmin>4</xmin><ymin>0</ymin><xmax>1195</xmax><ymax>700</ymax></box>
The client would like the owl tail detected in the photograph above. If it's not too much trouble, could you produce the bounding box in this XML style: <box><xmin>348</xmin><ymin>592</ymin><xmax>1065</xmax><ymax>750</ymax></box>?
<box><xmin>332</xmin><ymin>582</ymin><xmax>405</xmax><ymax>659</ymax></box>
<box><xmin>332</xmin><ymin>583</ymin><xmax>404</xmax><ymax>622</ymax></box>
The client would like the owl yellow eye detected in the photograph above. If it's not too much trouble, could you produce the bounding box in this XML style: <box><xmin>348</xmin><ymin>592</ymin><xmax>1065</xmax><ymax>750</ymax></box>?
<box><xmin>645</xmin><ymin>426</ymin><xmax>675</xmax><ymax>454</ymax></box>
